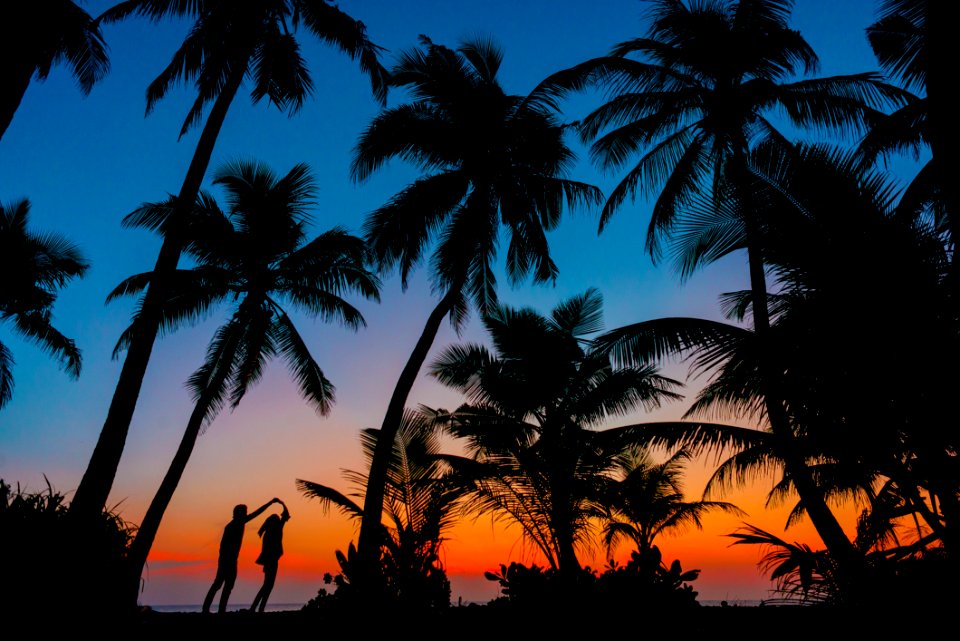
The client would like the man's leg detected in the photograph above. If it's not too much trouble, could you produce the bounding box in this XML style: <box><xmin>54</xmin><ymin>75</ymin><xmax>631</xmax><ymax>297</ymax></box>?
<box><xmin>202</xmin><ymin>570</ymin><xmax>225</xmax><ymax>613</ymax></box>
<box><xmin>218</xmin><ymin>564</ymin><xmax>237</xmax><ymax>613</ymax></box>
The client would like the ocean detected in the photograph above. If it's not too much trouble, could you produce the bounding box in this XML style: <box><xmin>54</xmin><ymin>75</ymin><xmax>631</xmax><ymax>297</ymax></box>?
<box><xmin>149</xmin><ymin>599</ymin><xmax>767</xmax><ymax>613</ymax></box>
<box><xmin>149</xmin><ymin>603</ymin><xmax>304</xmax><ymax>613</ymax></box>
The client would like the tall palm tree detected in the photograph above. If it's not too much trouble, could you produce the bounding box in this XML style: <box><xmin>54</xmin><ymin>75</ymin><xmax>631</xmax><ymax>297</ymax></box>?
<box><xmin>0</xmin><ymin>1</ymin><xmax>109</xmax><ymax>140</ymax></box>
<box><xmin>297</xmin><ymin>410</ymin><xmax>463</xmax><ymax>607</ymax></box>
<box><xmin>350</xmin><ymin>36</ymin><xmax>602</xmax><ymax>584</ymax></box>
<box><xmin>532</xmin><ymin>0</ymin><xmax>905</xmax><ymax>569</ymax></box>
<box><xmin>109</xmin><ymin>160</ymin><xmax>380</xmax><ymax>604</ymax></box>
<box><xmin>429</xmin><ymin>289</ymin><xmax>681</xmax><ymax>580</ymax></box>
<box><xmin>0</xmin><ymin>198</ymin><xmax>88</xmax><ymax>407</ymax></box>
<box><xmin>72</xmin><ymin>0</ymin><xmax>388</xmax><ymax>519</ymax></box>
<box><xmin>601</xmin><ymin>447</ymin><xmax>742</xmax><ymax>558</ymax></box>
<box><xmin>596</xmin><ymin>143</ymin><xmax>955</xmax><ymax>600</ymax></box>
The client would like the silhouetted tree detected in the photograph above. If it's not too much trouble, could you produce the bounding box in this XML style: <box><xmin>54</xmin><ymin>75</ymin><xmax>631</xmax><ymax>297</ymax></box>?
<box><xmin>430</xmin><ymin>289</ymin><xmax>680</xmax><ymax>582</ymax></box>
<box><xmin>350</xmin><ymin>36</ymin><xmax>601</xmax><ymax>590</ymax></box>
<box><xmin>596</xmin><ymin>144</ymin><xmax>956</xmax><ymax>602</ymax></box>
<box><xmin>601</xmin><ymin>447</ymin><xmax>742</xmax><ymax>558</ymax></box>
<box><xmin>72</xmin><ymin>0</ymin><xmax>388</xmax><ymax>519</ymax></box>
<box><xmin>298</xmin><ymin>410</ymin><xmax>461</xmax><ymax>608</ymax></box>
<box><xmin>0</xmin><ymin>1</ymin><xmax>108</xmax><ymax>140</ymax></box>
<box><xmin>864</xmin><ymin>0</ymin><xmax>960</xmax><ymax>248</ymax></box>
<box><xmin>110</xmin><ymin>161</ymin><xmax>380</xmax><ymax>605</ymax></box>
<box><xmin>532</xmin><ymin>0</ymin><xmax>906</xmax><ymax>573</ymax></box>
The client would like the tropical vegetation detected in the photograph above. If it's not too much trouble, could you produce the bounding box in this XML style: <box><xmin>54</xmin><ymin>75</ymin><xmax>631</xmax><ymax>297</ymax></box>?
<box><xmin>349</xmin><ymin>36</ymin><xmax>602</xmax><ymax>589</ymax></box>
<box><xmin>71</xmin><ymin>0</ymin><xmax>388</xmax><ymax>520</ymax></box>
<box><xmin>0</xmin><ymin>0</ymin><xmax>109</xmax><ymax>140</ymax></box>
<box><xmin>0</xmin><ymin>199</ymin><xmax>87</xmax><ymax>408</ymax></box>
<box><xmin>429</xmin><ymin>289</ymin><xmax>681</xmax><ymax>580</ymax></box>
<box><xmin>109</xmin><ymin>160</ymin><xmax>380</xmax><ymax>605</ymax></box>
<box><xmin>298</xmin><ymin>410</ymin><xmax>461</xmax><ymax>609</ymax></box>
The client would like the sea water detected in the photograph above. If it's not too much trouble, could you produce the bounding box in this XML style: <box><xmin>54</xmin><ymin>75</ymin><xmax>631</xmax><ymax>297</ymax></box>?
<box><xmin>148</xmin><ymin>603</ymin><xmax>304</xmax><ymax>613</ymax></box>
<box><xmin>149</xmin><ymin>599</ymin><xmax>767</xmax><ymax>612</ymax></box>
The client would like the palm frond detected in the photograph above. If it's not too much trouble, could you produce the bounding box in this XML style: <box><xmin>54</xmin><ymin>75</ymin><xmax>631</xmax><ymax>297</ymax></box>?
<box><xmin>272</xmin><ymin>311</ymin><xmax>334</xmax><ymax>415</ymax></box>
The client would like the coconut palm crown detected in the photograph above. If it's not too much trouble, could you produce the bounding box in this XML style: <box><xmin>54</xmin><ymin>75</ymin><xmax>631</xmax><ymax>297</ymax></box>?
<box><xmin>0</xmin><ymin>199</ymin><xmax>88</xmax><ymax>408</ymax></box>
<box><xmin>0</xmin><ymin>1</ymin><xmax>109</xmax><ymax>140</ymax></box>
<box><xmin>429</xmin><ymin>289</ymin><xmax>682</xmax><ymax>577</ymax></box>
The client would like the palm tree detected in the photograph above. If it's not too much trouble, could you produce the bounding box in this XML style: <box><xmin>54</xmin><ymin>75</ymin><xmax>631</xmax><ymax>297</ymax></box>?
<box><xmin>601</xmin><ymin>447</ymin><xmax>742</xmax><ymax>558</ymax></box>
<box><xmin>0</xmin><ymin>198</ymin><xmax>88</xmax><ymax>408</ymax></box>
<box><xmin>297</xmin><ymin>410</ymin><xmax>463</xmax><ymax>607</ymax></box>
<box><xmin>532</xmin><ymin>0</ymin><xmax>905</xmax><ymax>569</ymax></box>
<box><xmin>110</xmin><ymin>160</ymin><xmax>380</xmax><ymax>605</ymax></box>
<box><xmin>72</xmin><ymin>0</ymin><xmax>388</xmax><ymax>519</ymax></box>
<box><xmin>429</xmin><ymin>289</ymin><xmax>681</xmax><ymax>581</ymax></box>
<box><xmin>0</xmin><ymin>1</ymin><xmax>109</xmax><ymax>140</ymax></box>
<box><xmin>350</xmin><ymin>36</ymin><xmax>602</xmax><ymax>584</ymax></box>
<box><xmin>864</xmin><ymin>0</ymin><xmax>959</xmax><ymax>248</ymax></box>
<box><xmin>595</xmin><ymin>143</ymin><xmax>955</xmax><ymax>600</ymax></box>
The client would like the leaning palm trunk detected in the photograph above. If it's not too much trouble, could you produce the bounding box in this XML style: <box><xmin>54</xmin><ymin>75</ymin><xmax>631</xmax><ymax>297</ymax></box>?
<box><xmin>551</xmin><ymin>483</ymin><xmax>582</xmax><ymax>583</ymax></box>
<box><xmin>0</xmin><ymin>62</ymin><xmax>34</xmax><ymax>140</ymax></box>
<box><xmin>734</xmin><ymin>154</ymin><xmax>864</xmax><ymax>598</ymax></box>
<box><xmin>71</xmin><ymin>65</ymin><xmax>247</xmax><ymax>520</ymax></box>
<box><xmin>356</xmin><ymin>287</ymin><xmax>462</xmax><ymax>591</ymax></box>
<box><xmin>123</xmin><ymin>374</ymin><xmax>229</xmax><ymax>605</ymax></box>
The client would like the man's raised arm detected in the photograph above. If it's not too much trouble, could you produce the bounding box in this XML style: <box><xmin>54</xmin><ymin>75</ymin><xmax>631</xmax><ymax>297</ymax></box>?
<box><xmin>245</xmin><ymin>498</ymin><xmax>279</xmax><ymax>522</ymax></box>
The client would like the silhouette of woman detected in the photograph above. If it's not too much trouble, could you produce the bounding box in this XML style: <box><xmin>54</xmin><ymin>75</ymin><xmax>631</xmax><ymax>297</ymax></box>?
<box><xmin>250</xmin><ymin>500</ymin><xmax>290</xmax><ymax>612</ymax></box>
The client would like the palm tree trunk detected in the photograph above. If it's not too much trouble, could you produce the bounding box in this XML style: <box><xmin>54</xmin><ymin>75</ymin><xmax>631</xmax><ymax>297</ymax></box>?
<box><xmin>0</xmin><ymin>62</ymin><xmax>34</xmax><ymax>141</ymax></box>
<box><xmin>746</xmin><ymin>235</ymin><xmax>865</xmax><ymax>597</ymax></box>
<box><xmin>735</xmin><ymin>154</ymin><xmax>863</xmax><ymax>596</ymax></box>
<box><xmin>70</xmin><ymin>65</ymin><xmax>247</xmax><ymax>520</ymax></box>
<box><xmin>553</xmin><ymin>500</ymin><xmax>581</xmax><ymax>581</ymax></box>
<box><xmin>356</xmin><ymin>286</ymin><xmax>461</xmax><ymax>592</ymax></box>
<box><xmin>123</xmin><ymin>389</ymin><xmax>217</xmax><ymax>606</ymax></box>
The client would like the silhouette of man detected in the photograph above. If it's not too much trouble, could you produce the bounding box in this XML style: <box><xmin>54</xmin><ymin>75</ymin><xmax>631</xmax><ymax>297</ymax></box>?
<box><xmin>202</xmin><ymin>498</ymin><xmax>279</xmax><ymax>613</ymax></box>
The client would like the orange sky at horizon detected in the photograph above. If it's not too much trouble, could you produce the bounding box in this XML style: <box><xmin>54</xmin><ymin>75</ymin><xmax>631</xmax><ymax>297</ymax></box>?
<box><xmin>133</xmin><ymin>419</ymin><xmax>861</xmax><ymax>607</ymax></box>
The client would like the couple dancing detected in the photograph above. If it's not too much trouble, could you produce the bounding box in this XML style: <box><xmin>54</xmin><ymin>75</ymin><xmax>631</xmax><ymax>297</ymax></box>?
<box><xmin>202</xmin><ymin>497</ymin><xmax>290</xmax><ymax>613</ymax></box>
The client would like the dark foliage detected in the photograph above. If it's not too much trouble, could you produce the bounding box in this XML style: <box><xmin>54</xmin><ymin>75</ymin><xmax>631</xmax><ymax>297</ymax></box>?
<box><xmin>484</xmin><ymin>545</ymin><xmax>700</xmax><ymax>611</ymax></box>
<box><xmin>0</xmin><ymin>479</ymin><xmax>135</xmax><ymax>619</ymax></box>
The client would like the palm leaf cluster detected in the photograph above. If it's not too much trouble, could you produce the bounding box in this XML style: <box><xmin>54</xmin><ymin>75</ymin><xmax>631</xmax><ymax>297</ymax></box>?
<box><xmin>429</xmin><ymin>289</ymin><xmax>695</xmax><ymax>576</ymax></box>
<box><xmin>0</xmin><ymin>0</ymin><xmax>109</xmax><ymax>140</ymax></box>
<box><xmin>354</xmin><ymin>36</ymin><xmax>601</xmax><ymax>318</ymax></box>
<box><xmin>0</xmin><ymin>200</ymin><xmax>88</xmax><ymax>408</ymax></box>
<box><xmin>101</xmin><ymin>0</ymin><xmax>388</xmax><ymax>138</ymax></box>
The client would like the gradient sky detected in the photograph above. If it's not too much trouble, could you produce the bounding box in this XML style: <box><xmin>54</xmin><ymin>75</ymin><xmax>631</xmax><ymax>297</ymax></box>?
<box><xmin>1</xmin><ymin>0</ymin><xmax>902</xmax><ymax>606</ymax></box>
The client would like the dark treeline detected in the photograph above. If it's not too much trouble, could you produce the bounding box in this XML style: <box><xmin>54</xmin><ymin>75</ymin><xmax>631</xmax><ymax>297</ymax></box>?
<box><xmin>1</xmin><ymin>0</ymin><xmax>956</xmax><ymax>620</ymax></box>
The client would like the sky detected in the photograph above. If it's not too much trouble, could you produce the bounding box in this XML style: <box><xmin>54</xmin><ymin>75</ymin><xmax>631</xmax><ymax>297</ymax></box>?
<box><xmin>0</xmin><ymin>0</ymin><xmax>900</xmax><ymax>607</ymax></box>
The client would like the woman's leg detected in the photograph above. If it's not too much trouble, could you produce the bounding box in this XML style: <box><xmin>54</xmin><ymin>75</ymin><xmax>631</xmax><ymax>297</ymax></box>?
<box><xmin>255</xmin><ymin>563</ymin><xmax>278</xmax><ymax>612</ymax></box>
